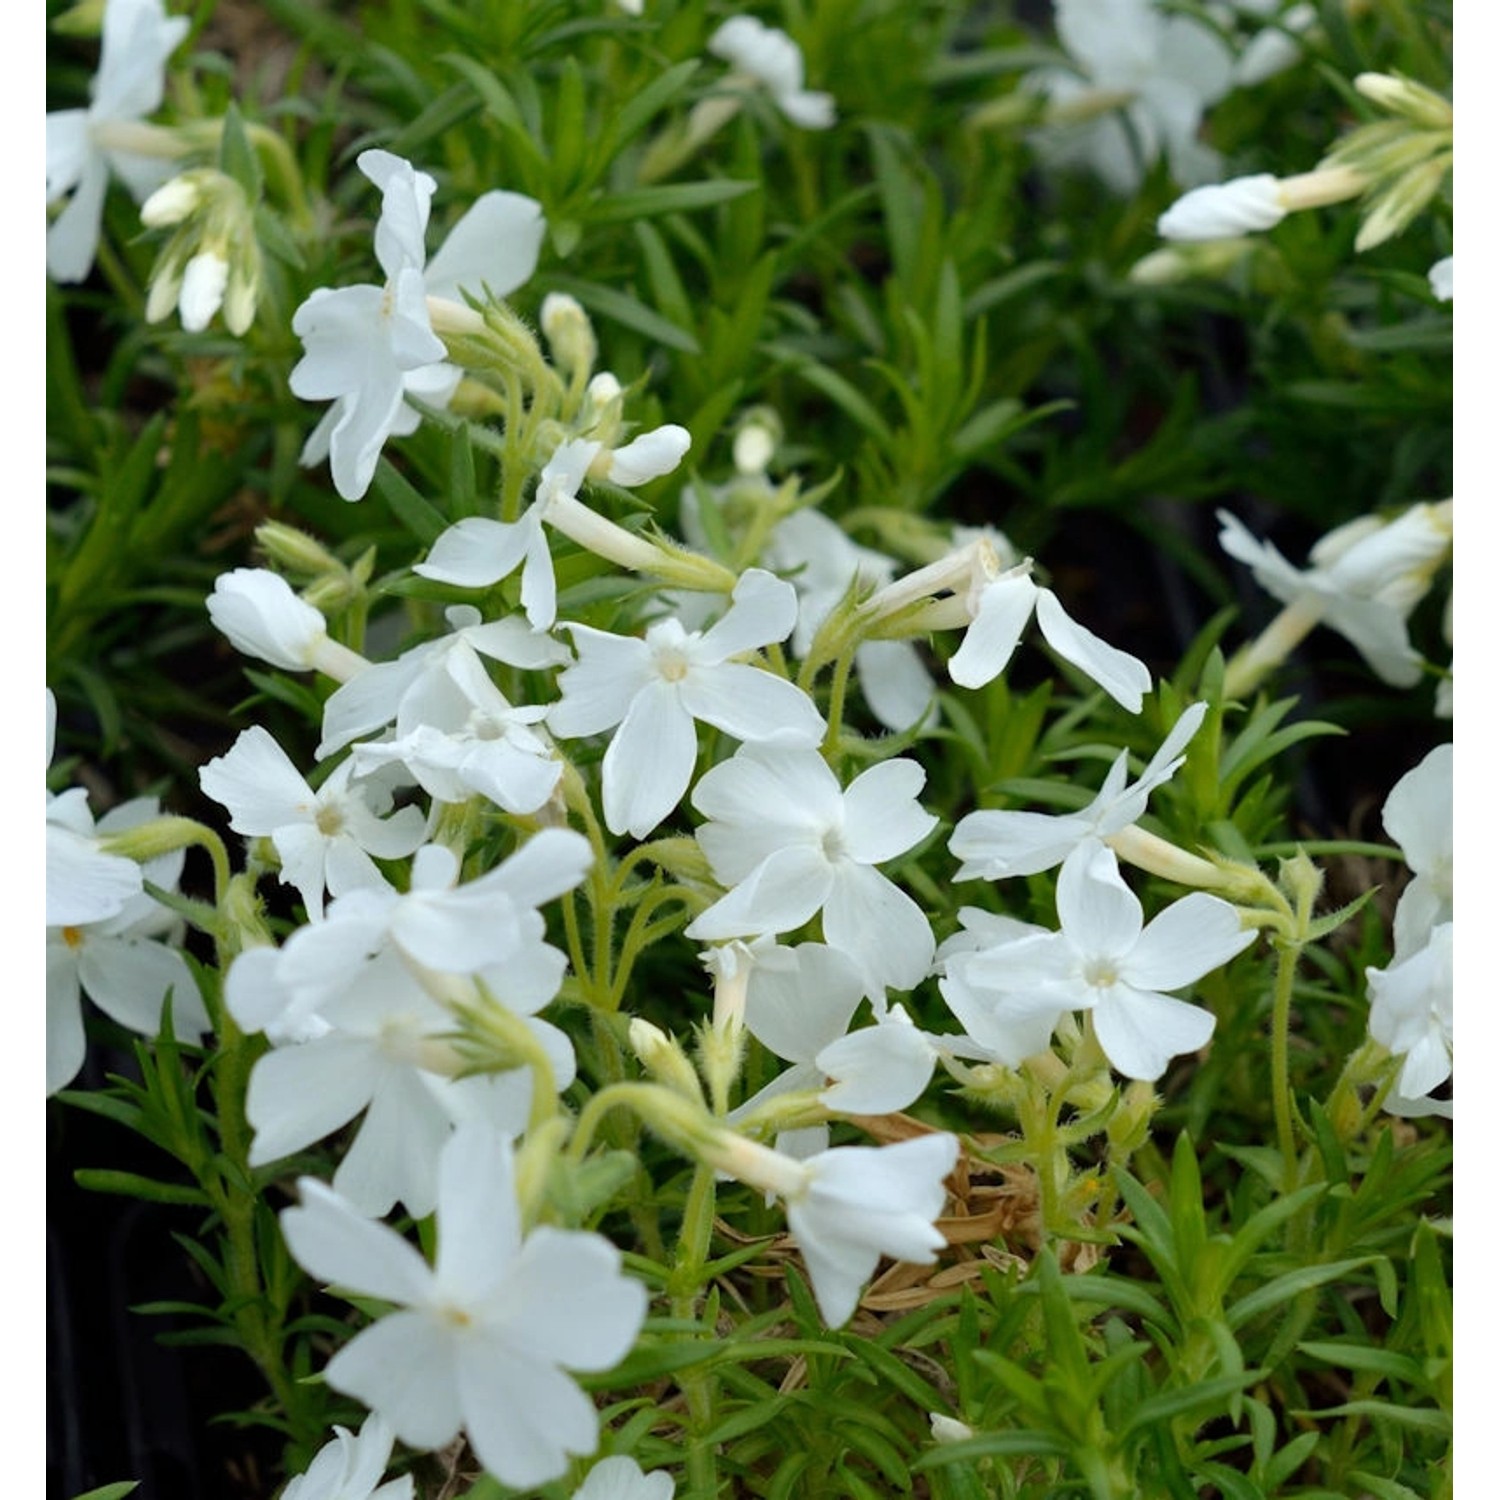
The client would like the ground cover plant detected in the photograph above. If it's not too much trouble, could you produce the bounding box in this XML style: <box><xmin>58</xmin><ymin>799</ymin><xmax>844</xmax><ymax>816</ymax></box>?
<box><xmin>46</xmin><ymin>1</ymin><xmax>1452</xmax><ymax>1496</ymax></box>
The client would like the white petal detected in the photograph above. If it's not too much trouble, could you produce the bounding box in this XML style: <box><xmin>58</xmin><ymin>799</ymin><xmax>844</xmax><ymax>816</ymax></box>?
<box><xmin>606</xmin><ymin>425</ymin><xmax>691</xmax><ymax>486</ymax></box>
<box><xmin>494</xmin><ymin>1226</ymin><xmax>646</xmax><ymax>1368</ymax></box>
<box><xmin>696</xmin><ymin>568</ymin><xmax>800</xmax><ymax>661</ymax></box>
<box><xmin>743</xmin><ymin>943</ymin><xmax>867</xmax><ymax>1062</ymax></box>
<box><xmin>1034</xmin><ymin>588</ymin><xmax>1151</xmax><ymax>712</ymax></box>
<box><xmin>822</xmin><ymin>863</ymin><xmax>935</xmax><ymax>994</ymax></box>
<box><xmin>1093</xmin><ymin>985</ymin><xmax>1216</xmax><ymax>1080</ymax></box>
<box><xmin>434</xmin><ymin>1124</ymin><xmax>522</xmax><ymax>1299</ymax></box>
<box><xmin>326</xmin><ymin>1312</ymin><xmax>461</xmax><ymax>1450</ymax></box>
<box><xmin>817</xmin><ymin>1019</ymin><xmax>936</xmax><ymax>1114</ymax></box>
<box><xmin>855</xmin><ymin>639</ymin><xmax>934</xmax><ymax>732</ymax></box>
<box><xmin>77</xmin><ymin>933</ymin><xmax>209</xmax><ymax>1038</ymax></box>
<box><xmin>334</xmin><ymin>1067</ymin><xmax>454</xmax><ymax>1219</ymax></box>
<box><xmin>425</xmin><ymin>190</ymin><xmax>545</xmax><ymax>302</ymax></box>
<box><xmin>198</xmin><ymin>726</ymin><xmax>314</xmax><ymax>832</ymax></box>
<box><xmin>1126</xmin><ymin>893</ymin><xmax>1254</xmax><ymax>991</ymax></box>
<box><xmin>839</xmin><ymin>758</ymin><xmax>937</xmax><ymax>865</ymax></box>
<box><xmin>1055</xmin><ymin>843</ymin><xmax>1142</xmax><ymax>959</ymax></box>
<box><xmin>456</xmin><ymin>1340</ymin><xmax>595</xmax><ymax>1488</ymax></box>
<box><xmin>681</xmin><ymin>664</ymin><xmax>826</xmax><ymax>746</ymax></box>
<box><xmin>686</xmin><ymin>845</ymin><xmax>833</xmax><ymax>941</ymax></box>
<box><xmin>947</xmin><ymin>575</ymin><xmax>1036</xmax><ymax>689</ymax></box>
<box><xmin>601</xmin><ymin>684</ymin><xmax>699</xmax><ymax>838</ymax></box>
<box><xmin>280</xmin><ymin>1179</ymin><xmax>435</xmax><ymax>1304</ymax></box>
<box><xmin>246</xmin><ymin>1037</ymin><xmax>381</xmax><ymax>1164</ymax></box>
<box><xmin>47</xmin><ymin>946</ymin><xmax>86</xmax><ymax>1095</ymax></box>
<box><xmin>416</xmin><ymin>516</ymin><xmax>535</xmax><ymax>588</ymax></box>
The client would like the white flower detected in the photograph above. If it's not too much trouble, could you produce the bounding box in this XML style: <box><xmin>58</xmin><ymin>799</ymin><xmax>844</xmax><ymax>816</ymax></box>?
<box><xmin>950</xmin><ymin>701</ymin><xmax>1206</xmax><ymax>879</ymax></box>
<box><xmin>199</xmin><ymin>726</ymin><xmax>427</xmax><ymax>919</ymax></box>
<box><xmin>716</xmin><ymin>1132</ymin><xmax>957</xmax><ymax>1327</ymax></box>
<box><xmin>951</xmin><ymin>844</ymin><xmax>1254</xmax><ymax>1080</ymax></box>
<box><xmin>547</xmin><ymin>569</ymin><xmax>825</xmax><ymax>838</ymax></box>
<box><xmin>708</xmin><ymin>16</ymin><xmax>836</xmax><ymax>129</ymax></box>
<box><xmin>208</xmin><ymin>568</ymin><xmax>369</xmax><ymax>681</ymax></box>
<box><xmin>414</xmin><ymin>430</ymin><xmax>690</xmax><ymax>630</ymax></box>
<box><xmin>47</xmin><ymin>798</ymin><xmax>213</xmax><ymax>1095</ymax></box>
<box><xmin>280</xmin><ymin>1124</ymin><xmax>647</xmax><ymax>1488</ymax></box>
<box><xmin>1218</xmin><ymin>502</ymin><xmax>1452</xmax><ymax>688</ymax></box>
<box><xmin>1157</xmin><ymin>174</ymin><xmax>1286</xmax><ymax>240</ymax></box>
<box><xmin>1428</xmin><ymin>255</ymin><xmax>1453</xmax><ymax>301</ymax></box>
<box><xmin>234</xmin><ymin>832</ymin><xmax>591</xmax><ymax>1024</ymax></box>
<box><xmin>1367</xmin><ymin>923</ymin><xmax>1452</xmax><ymax>1102</ymax></box>
<box><xmin>685</xmin><ymin>746</ymin><xmax>938</xmax><ymax>996</ymax></box>
<box><xmin>1026</xmin><ymin>0</ymin><xmax>1234</xmax><ymax>194</ymax></box>
<box><xmin>1380</xmin><ymin>744</ymin><xmax>1452</xmax><ymax>962</ymax></box>
<box><xmin>571</xmin><ymin>1455</ymin><xmax>673</xmax><ymax>1500</ymax></box>
<box><xmin>945</xmin><ymin>547</ymin><xmax>1152</xmax><ymax>712</ymax></box>
<box><xmin>46</xmin><ymin>691</ymin><xmax>142</xmax><ymax>927</ymax></box>
<box><xmin>349</xmin><ymin>641</ymin><xmax>561</xmax><ymax>817</ymax></box>
<box><xmin>318</xmin><ymin>604</ymin><xmax>568</xmax><ymax>759</ymax></box>
<box><xmin>291</xmin><ymin>150</ymin><xmax>545</xmax><ymax>501</ymax></box>
<box><xmin>281</xmin><ymin>1413</ymin><xmax>414</xmax><ymax>1500</ymax></box>
<box><xmin>46</xmin><ymin>0</ymin><xmax>190</xmax><ymax>282</ymax></box>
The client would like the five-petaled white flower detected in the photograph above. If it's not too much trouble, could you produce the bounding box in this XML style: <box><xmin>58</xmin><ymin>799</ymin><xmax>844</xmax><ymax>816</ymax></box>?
<box><xmin>46</xmin><ymin>0</ymin><xmax>190</xmax><ymax>282</ymax></box>
<box><xmin>290</xmin><ymin>150</ymin><xmax>545</xmax><ymax>500</ymax></box>
<box><xmin>1025</xmin><ymin>0</ymin><xmax>1234</xmax><ymax>194</ymax></box>
<box><xmin>280</xmin><ymin>1123</ymin><xmax>647</xmax><ymax>1489</ymax></box>
<box><xmin>200</xmin><ymin>726</ymin><xmax>427</xmax><ymax>920</ymax></box>
<box><xmin>950</xmin><ymin>701</ymin><xmax>1207</xmax><ymax>879</ymax></box>
<box><xmin>713</xmin><ymin>1131</ymin><xmax>957</xmax><ymax>1327</ymax></box>
<box><xmin>685</xmin><ymin>745</ymin><xmax>938</xmax><ymax>996</ymax></box>
<box><xmin>950</xmin><ymin>843</ymin><xmax>1253</xmax><ymax>1080</ymax></box>
<box><xmin>1218</xmin><ymin>502</ymin><xmax>1453</xmax><ymax>688</ymax></box>
<box><xmin>547</xmin><ymin>569</ymin><xmax>825</xmax><ymax>838</ymax></box>
<box><xmin>414</xmin><ymin>429</ymin><xmax>689</xmax><ymax>631</ymax></box>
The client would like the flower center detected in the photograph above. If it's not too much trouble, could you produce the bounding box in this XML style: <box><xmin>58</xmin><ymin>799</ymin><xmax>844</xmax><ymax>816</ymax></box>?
<box><xmin>820</xmin><ymin>826</ymin><xmax>847</xmax><ymax>862</ymax></box>
<box><xmin>655</xmin><ymin>646</ymin><xmax>691</xmax><ymax>682</ymax></box>
<box><xmin>61</xmin><ymin>925</ymin><xmax>84</xmax><ymax>949</ymax></box>
<box><xmin>1082</xmin><ymin>958</ymin><xmax>1119</xmax><ymax>990</ymax></box>
<box><xmin>315</xmin><ymin>802</ymin><xmax>345</xmax><ymax>837</ymax></box>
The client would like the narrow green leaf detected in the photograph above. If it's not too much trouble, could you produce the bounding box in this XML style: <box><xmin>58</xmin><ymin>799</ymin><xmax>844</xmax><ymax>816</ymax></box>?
<box><xmin>590</xmin><ymin>179</ymin><xmax>756</xmax><ymax>225</ymax></box>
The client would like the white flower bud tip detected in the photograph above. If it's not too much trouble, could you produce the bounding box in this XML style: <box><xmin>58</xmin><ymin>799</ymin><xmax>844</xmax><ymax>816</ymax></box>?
<box><xmin>140</xmin><ymin>174</ymin><xmax>201</xmax><ymax>228</ymax></box>
<box><xmin>1158</xmin><ymin>175</ymin><xmax>1285</xmax><ymax>242</ymax></box>
<box><xmin>179</xmin><ymin>251</ymin><xmax>230</xmax><ymax>332</ymax></box>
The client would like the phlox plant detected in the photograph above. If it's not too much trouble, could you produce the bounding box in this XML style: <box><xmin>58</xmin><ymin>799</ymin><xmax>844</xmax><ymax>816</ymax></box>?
<box><xmin>46</xmin><ymin>1</ymin><xmax>1452</xmax><ymax>1498</ymax></box>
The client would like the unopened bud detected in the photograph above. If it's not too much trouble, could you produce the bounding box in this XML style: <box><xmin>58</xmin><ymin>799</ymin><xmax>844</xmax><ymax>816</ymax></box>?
<box><xmin>141</xmin><ymin>174</ymin><xmax>203</xmax><ymax>228</ymax></box>
<box><xmin>540</xmin><ymin>292</ymin><xmax>597</xmax><ymax>381</ymax></box>
<box><xmin>1158</xmin><ymin>175</ymin><xmax>1285</xmax><ymax>242</ymax></box>
<box><xmin>1353</xmin><ymin>153</ymin><xmax>1451</xmax><ymax>252</ymax></box>
<box><xmin>1353</xmin><ymin>72</ymin><xmax>1454</xmax><ymax>131</ymax></box>
<box><xmin>929</xmin><ymin>1414</ymin><xmax>975</xmax><ymax>1445</ymax></box>
<box><xmin>179</xmin><ymin>251</ymin><xmax>229</xmax><ymax>332</ymax></box>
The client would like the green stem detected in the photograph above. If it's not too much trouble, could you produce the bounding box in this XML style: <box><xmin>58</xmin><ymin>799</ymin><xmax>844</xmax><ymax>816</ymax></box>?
<box><xmin>1269</xmin><ymin>938</ymin><xmax>1303</xmax><ymax>1194</ymax></box>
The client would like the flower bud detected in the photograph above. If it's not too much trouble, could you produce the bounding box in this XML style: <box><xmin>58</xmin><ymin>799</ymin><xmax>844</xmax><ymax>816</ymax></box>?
<box><xmin>140</xmin><ymin>173</ymin><xmax>204</xmax><ymax>228</ymax></box>
<box><xmin>540</xmin><ymin>292</ymin><xmax>597</xmax><ymax>382</ymax></box>
<box><xmin>929</xmin><ymin>1414</ymin><xmax>975</xmax><ymax>1445</ymax></box>
<box><xmin>1158</xmin><ymin>175</ymin><xmax>1285</xmax><ymax>241</ymax></box>
<box><xmin>179</xmin><ymin>251</ymin><xmax>230</xmax><ymax>332</ymax></box>
<box><xmin>1353</xmin><ymin>72</ymin><xmax>1454</xmax><ymax>130</ymax></box>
